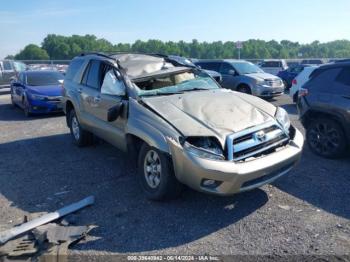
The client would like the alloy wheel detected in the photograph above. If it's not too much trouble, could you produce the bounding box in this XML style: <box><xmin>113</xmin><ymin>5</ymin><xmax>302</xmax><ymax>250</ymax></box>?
<box><xmin>143</xmin><ymin>150</ymin><xmax>162</xmax><ymax>189</ymax></box>
<box><xmin>308</xmin><ymin>122</ymin><xmax>340</xmax><ymax>156</ymax></box>
<box><xmin>71</xmin><ymin>116</ymin><xmax>80</xmax><ymax>141</ymax></box>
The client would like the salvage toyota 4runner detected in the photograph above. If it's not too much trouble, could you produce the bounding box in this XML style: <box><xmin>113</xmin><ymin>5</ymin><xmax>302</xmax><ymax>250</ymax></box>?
<box><xmin>62</xmin><ymin>53</ymin><xmax>304</xmax><ymax>200</ymax></box>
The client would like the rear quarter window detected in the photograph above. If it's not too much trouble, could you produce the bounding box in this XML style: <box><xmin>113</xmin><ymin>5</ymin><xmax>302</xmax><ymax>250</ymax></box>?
<box><xmin>65</xmin><ymin>58</ymin><xmax>84</xmax><ymax>81</ymax></box>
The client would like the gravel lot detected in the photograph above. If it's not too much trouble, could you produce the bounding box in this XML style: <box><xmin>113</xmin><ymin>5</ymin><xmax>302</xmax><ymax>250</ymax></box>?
<box><xmin>0</xmin><ymin>88</ymin><xmax>349</xmax><ymax>258</ymax></box>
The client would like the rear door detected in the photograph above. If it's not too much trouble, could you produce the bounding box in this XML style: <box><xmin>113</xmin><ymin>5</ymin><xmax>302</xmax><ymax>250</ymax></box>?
<box><xmin>80</xmin><ymin>60</ymin><xmax>102</xmax><ymax>130</ymax></box>
<box><xmin>332</xmin><ymin>66</ymin><xmax>350</xmax><ymax>135</ymax></box>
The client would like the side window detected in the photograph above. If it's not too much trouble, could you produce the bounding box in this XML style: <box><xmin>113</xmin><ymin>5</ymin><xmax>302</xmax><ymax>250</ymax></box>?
<box><xmin>101</xmin><ymin>68</ymin><xmax>126</xmax><ymax>96</ymax></box>
<box><xmin>220</xmin><ymin>63</ymin><xmax>233</xmax><ymax>74</ymax></box>
<box><xmin>85</xmin><ymin>60</ymin><xmax>102</xmax><ymax>89</ymax></box>
<box><xmin>335</xmin><ymin>67</ymin><xmax>350</xmax><ymax>86</ymax></box>
<box><xmin>3</xmin><ymin>61</ymin><xmax>13</xmax><ymax>71</ymax></box>
<box><xmin>198</xmin><ymin>62</ymin><xmax>221</xmax><ymax>72</ymax></box>
<box><xmin>66</xmin><ymin>58</ymin><xmax>84</xmax><ymax>81</ymax></box>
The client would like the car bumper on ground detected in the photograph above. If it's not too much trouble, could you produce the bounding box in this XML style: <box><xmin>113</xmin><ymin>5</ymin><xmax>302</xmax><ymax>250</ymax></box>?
<box><xmin>28</xmin><ymin>99</ymin><xmax>63</xmax><ymax>114</ymax></box>
<box><xmin>168</xmin><ymin>127</ymin><xmax>304</xmax><ymax>196</ymax></box>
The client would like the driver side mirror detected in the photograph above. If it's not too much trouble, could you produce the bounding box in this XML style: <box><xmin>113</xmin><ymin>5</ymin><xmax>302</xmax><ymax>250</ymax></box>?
<box><xmin>228</xmin><ymin>69</ymin><xmax>236</xmax><ymax>75</ymax></box>
<box><xmin>107</xmin><ymin>101</ymin><xmax>124</xmax><ymax>122</ymax></box>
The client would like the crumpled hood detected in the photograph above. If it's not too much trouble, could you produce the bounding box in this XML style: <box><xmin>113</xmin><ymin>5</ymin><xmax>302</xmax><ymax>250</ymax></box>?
<box><xmin>27</xmin><ymin>85</ymin><xmax>62</xmax><ymax>96</ymax></box>
<box><xmin>245</xmin><ymin>72</ymin><xmax>281</xmax><ymax>81</ymax></box>
<box><xmin>142</xmin><ymin>89</ymin><xmax>276</xmax><ymax>143</ymax></box>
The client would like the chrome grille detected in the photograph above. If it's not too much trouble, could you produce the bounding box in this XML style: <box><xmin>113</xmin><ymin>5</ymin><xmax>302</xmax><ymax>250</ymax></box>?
<box><xmin>227</xmin><ymin>121</ymin><xmax>289</xmax><ymax>162</ymax></box>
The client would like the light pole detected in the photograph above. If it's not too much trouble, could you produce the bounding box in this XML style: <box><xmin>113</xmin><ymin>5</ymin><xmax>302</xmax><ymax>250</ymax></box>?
<box><xmin>235</xmin><ymin>41</ymin><xmax>243</xmax><ymax>60</ymax></box>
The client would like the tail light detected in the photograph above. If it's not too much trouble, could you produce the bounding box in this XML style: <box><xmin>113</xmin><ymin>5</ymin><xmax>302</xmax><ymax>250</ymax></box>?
<box><xmin>292</xmin><ymin>79</ymin><xmax>297</xmax><ymax>85</ymax></box>
<box><xmin>299</xmin><ymin>88</ymin><xmax>308</xmax><ymax>97</ymax></box>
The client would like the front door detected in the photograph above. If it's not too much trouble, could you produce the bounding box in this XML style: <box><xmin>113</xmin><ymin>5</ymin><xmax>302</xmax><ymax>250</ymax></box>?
<box><xmin>81</xmin><ymin>60</ymin><xmax>127</xmax><ymax>151</ymax></box>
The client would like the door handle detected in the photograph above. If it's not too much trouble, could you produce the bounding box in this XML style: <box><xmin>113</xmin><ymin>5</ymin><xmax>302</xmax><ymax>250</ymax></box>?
<box><xmin>77</xmin><ymin>87</ymin><xmax>83</xmax><ymax>93</ymax></box>
<box><xmin>93</xmin><ymin>96</ymin><xmax>101</xmax><ymax>103</ymax></box>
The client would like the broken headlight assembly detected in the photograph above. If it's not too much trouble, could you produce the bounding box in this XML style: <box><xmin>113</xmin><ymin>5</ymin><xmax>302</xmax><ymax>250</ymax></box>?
<box><xmin>275</xmin><ymin>107</ymin><xmax>291</xmax><ymax>134</ymax></box>
<box><xmin>183</xmin><ymin>137</ymin><xmax>225</xmax><ymax>160</ymax></box>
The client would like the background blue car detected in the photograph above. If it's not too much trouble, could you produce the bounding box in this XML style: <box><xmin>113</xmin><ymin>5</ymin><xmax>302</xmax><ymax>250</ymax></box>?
<box><xmin>277</xmin><ymin>64</ymin><xmax>310</xmax><ymax>89</ymax></box>
<box><xmin>10</xmin><ymin>70</ymin><xmax>64</xmax><ymax>116</ymax></box>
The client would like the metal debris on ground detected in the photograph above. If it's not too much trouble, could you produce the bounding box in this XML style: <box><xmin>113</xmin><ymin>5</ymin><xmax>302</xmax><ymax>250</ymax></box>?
<box><xmin>0</xmin><ymin>196</ymin><xmax>95</xmax><ymax>261</ymax></box>
<box><xmin>0</xmin><ymin>196</ymin><xmax>94</xmax><ymax>245</ymax></box>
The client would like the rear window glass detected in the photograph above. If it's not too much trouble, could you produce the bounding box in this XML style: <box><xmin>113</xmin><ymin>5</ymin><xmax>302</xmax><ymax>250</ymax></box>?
<box><xmin>26</xmin><ymin>72</ymin><xmax>64</xmax><ymax>86</ymax></box>
<box><xmin>65</xmin><ymin>58</ymin><xmax>84</xmax><ymax>81</ymax></box>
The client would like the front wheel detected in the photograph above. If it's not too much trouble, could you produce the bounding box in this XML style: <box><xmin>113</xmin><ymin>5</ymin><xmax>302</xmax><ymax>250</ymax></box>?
<box><xmin>237</xmin><ymin>85</ymin><xmax>251</xmax><ymax>94</ymax></box>
<box><xmin>23</xmin><ymin>98</ymin><xmax>31</xmax><ymax>117</ymax></box>
<box><xmin>306</xmin><ymin>118</ymin><xmax>347</xmax><ymax>158</ymax></box>
<box><xmin>138</xmin><ymin>144</ymin><xmax>183</xmax><ymax>201</ymax></box>
<box><xmin>68</xmin><ymin>109</ymin><xmax>93</xmax><ymax>147</ymax></box>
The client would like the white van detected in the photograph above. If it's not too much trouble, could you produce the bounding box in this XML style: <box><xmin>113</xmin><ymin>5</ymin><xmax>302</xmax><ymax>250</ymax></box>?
<box><xmin>259</xmin><ymin>59</ymin><xmax>288</xmax><ymax>75</ymax></box>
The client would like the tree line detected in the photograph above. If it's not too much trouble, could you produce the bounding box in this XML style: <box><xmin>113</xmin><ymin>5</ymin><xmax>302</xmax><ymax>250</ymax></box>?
<box><xmin>9</xmin><ymin>34</ymin><xmax>350</xmax><ymax>60</ymax></box>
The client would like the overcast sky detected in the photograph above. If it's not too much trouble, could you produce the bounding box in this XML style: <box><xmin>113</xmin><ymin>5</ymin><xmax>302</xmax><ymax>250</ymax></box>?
<box><xmin>1</xmin><ymin>0</ymin><xmax>350</xmax><ymax>58</ymax></box>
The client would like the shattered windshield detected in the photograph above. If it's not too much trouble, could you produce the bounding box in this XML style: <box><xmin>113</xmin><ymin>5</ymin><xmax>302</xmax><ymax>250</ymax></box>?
<box><xmin>136</xmin><ymin>70</ymin><xmax>220</xmax><ymax>97</ymax></box>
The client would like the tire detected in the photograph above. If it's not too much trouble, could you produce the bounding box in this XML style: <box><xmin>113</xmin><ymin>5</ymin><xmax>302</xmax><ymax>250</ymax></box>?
<box><xmin>138</xmin><ymin>143</ymin><xmax>183</xmax><ymax>201</ymax></box>
<box><xmin>306</xmin><ymin>118</ymin><xmax>347</xmax><ymax>159</ymax></box>
<box><xmin>68</xmin><ymin>109</ymin><xmax>93</xmax><ymax>147</ymax></box>
<box><xmin>23</xmin><ymin>98</ymin><xmax>31</xmax><ymax>117</ymax></box>
<box><xmin>237</xmin><ymin>85</ymin><xmax>251</xmax><ymax>94</ymax></box>
<box><xmin>11</xmin><ymin>94</ymin><xmax>16</xmax><ymax>107</ymax></box>
<box><xmin>293</xmin><ymin>92</ymin><xmax>299</xmax><ymax>103</ymax></box>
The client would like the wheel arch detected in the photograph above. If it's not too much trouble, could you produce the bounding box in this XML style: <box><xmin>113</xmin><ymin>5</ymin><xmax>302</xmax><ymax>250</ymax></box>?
<box><xmin>303</xmin><ymin>109</ymin><xmax>349</xmax><ymax>144</ymax></box>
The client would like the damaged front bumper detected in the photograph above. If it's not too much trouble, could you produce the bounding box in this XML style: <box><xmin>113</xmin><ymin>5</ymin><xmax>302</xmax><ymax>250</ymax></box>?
<box><xmin>168</xmin><ymin>127</ymin><xmax>304</xmax><ymax>196</ymax></box>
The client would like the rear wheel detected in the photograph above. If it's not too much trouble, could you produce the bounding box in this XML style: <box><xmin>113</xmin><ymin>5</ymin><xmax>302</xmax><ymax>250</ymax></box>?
<box><xmin>306</xmin><ymin>118</ymin><xmax>347</xmax><ymax>158</ymax></box>
<box><xmin>69</xmin><ymin>109</ymin><xmax>93</xmax><ymax>147</ymax></box>
<box><xmin>138</xmin><ymin>143</ymin><xmax>183</xmax><ymax>201</ymax></box>
<box><xmin>237</xmin><ymin>85</ymin><xmax>251</xmax><ymax>94</ymax></box>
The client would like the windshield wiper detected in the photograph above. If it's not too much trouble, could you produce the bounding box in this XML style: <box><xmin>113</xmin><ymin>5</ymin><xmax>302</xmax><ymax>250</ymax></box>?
<box><xmin>182</xmin><ymin>88</ymin><xmax>210</xmax><ymax>92</ymax></box>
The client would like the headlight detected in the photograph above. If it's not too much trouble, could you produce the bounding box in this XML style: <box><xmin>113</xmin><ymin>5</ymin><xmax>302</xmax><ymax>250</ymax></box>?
<box><xmin>184</xmin><ymin>137</ymin><xmax>225</xmax><ymax>160</ymax></box>
<box><xmin>275</xmin><ymin>107</ymin><xmax>291</xmax><ymax>134</ymax></box>
<box><xmin>28</xmin><ymin>93</ymin><xmax>47</xmax><ymax>100</ymax></box>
